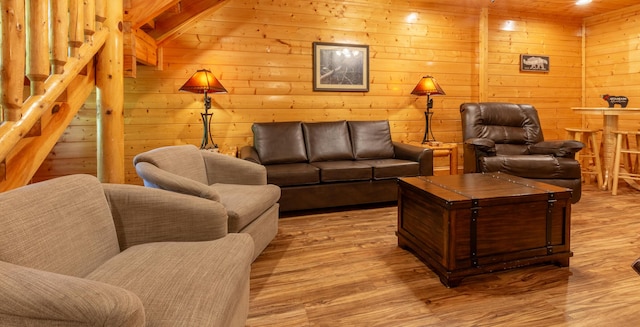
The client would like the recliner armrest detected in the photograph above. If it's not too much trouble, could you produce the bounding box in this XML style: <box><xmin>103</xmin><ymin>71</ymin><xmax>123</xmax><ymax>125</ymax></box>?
<box><xmin>103</xmin><ymin>183</ymin><xmax>229</xmax><ymax>250</ymax></box>
<box><xmin>529</xmin><ymin>140</ymin><xmax>584</xmax><ymax>158</ymax></box>
<box><xmin>464</xmin><ymin>138</ymin><xmax>497</xmax><ymax>154</ymax></box>
<box><xmin>0</xmin><ymin>261</ymin><xmax>145</xmax><ymax>326</ymax></box>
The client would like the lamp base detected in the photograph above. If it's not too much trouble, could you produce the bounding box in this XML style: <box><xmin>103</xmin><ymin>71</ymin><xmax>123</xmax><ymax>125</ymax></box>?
<box><xmin>200</xmin><ymin>112</ymin><xmax>218</xmax><ymax>150</ymax></box>
<box><xmin>421</xmin><ymin>109</ymin><xmax>436</xmax><ymax>143</ymax></box>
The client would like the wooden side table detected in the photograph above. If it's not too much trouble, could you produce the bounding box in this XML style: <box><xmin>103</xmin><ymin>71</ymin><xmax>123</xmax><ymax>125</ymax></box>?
<box><xmin>406</xmin><ymin>141</ymin><xmax>458</xmax><ymax>175</ymax></box>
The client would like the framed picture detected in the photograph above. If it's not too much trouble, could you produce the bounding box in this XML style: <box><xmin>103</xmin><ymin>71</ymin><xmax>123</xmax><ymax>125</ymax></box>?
<box><xmin>520</xmin><ymin>54</ymin><xmax>550</xmax><ymax>72</ymax></box>
<box><xmin>313</xmin><ymin>42</ymin><xmax>369</xmax><ymax>92</ymax></box>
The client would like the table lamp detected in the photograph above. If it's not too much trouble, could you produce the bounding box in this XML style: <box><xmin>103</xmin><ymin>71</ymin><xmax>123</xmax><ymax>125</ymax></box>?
<box><xmin>411</xmin><ymin>75</ymin><xmax>445</xmax><ymax>144</ymax></box>
<box><xmin>180</xmin><ymin>69</ymin><xmax>227</xmax><ymax>149</ymax></box>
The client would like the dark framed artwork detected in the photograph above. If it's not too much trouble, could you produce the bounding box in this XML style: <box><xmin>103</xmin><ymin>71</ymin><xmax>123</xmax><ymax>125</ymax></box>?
<box><xmin>520</xmin><ymin>54</ymin><xmax>550</xmax><ymax>72</ymax></box>
<box><xmin>313</xmin><ymin>42</ymin><xmax>369</xmax><ymax>92</ymax></box>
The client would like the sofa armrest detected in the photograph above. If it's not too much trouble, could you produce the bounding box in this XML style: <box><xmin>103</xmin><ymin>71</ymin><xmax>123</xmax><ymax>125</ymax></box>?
<box><xmin>202</xmin><ymin>150</ymin><xmax>267</xmax><ymax>185</ymax></box>
<box><xmin>103</xmin><ymin>183</ymin><xmax>229</xmax><ymax>250</ymax></box>
<box><xmin>134</xmin><ymin>161</ymin><xmax>220</xmax><ymax>201</ymax></box>
<box><xmin>529</xmin><ymin>140</ymin><xmax>584</xmax><ymax>158</ymax></box>
<box><xmin>393</xmin><ymin>142</ymin><xmax>434</xmax><ymax>176</ymax></box>
<box><xmin>0</xmin><ymin>261</ymin><xmax>145</xmax><ymax>326</ymax></box>
<box><xmin>239</xmin><ymin>145</ymin><xmax>262</xmax><ymax>164</ymax></box>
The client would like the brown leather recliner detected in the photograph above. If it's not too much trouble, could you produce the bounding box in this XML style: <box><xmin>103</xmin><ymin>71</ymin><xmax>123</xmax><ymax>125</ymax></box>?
<box><xmin>460</xmin><ymin>102</ymin><xmax>584</xmax><ymax>203</ymax></box>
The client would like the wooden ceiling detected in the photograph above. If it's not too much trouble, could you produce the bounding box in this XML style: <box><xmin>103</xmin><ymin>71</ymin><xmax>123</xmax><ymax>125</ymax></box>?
<box><xmin>419</xmin><ymin>0</ymin><xmax>639</xmax><ymax>18</ymax></box>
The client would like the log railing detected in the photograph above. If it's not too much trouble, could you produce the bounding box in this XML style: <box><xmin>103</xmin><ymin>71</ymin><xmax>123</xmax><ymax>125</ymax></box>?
<box><xmin>0</xmin><ymin>0</ymin><xmax>121</xmax><ymax>191</ymax></box>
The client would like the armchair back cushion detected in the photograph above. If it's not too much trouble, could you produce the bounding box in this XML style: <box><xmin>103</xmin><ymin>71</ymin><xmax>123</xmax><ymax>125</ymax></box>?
<box><xmin>348</xmin><ymin>120</ymin><xmax>395</xmax><ymax>159</ymax></box>
<box><xmin>461</xmin><ymin>102</ymin><xmax>544</xmax><ymax>155</ymax></box>
<box><xmin>303</xmin><ymin>121</ymin><xmax>354</xmax><ymax>162</ymax></box>
<box><xmin>252</xmin><ymin>121</ymin><xmax>308</xmax><ymax>164</ymax></box>
<box><xmin>134</xmin><ymin>145</ymin><xmax>208</xmax><ymax>185</ymax></box>
<box><xmin>0</xmin><ymin>175</ymin><xmax>120</xmax><ymax>277</ymax></box>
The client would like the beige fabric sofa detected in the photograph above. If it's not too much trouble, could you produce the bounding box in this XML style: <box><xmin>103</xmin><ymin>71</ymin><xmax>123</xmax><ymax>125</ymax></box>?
<box><xmin>0</xmin><ymin>174</ymin><xmax>253</xmax><ymax>326</ymax></box>
<box><xmin>134</xmin><ymin>145</ymin><xmax>281</xmax><ymax>260</ymax></box>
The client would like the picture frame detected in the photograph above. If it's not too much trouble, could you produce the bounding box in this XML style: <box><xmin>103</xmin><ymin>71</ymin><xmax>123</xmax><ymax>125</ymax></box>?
<box><xmin>313</xmin><ymin>42</ymin><xmax>369</xmax><ymax>92</ymax></box>
<box><xmin>520</xmin><ymin>54</ymin><xmax>550</xmax><ymax>72</ymax></box>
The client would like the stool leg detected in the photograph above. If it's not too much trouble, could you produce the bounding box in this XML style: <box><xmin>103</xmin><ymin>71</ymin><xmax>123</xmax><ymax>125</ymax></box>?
<box><xmin>612</xmin><ymin>133</ymin><xmax>625</xmax><ymax>195</ymax></box>
<box><xmin>589</xmin><ymin>132</ymin><xmax>604</xmax><ymax>188</ymax></box>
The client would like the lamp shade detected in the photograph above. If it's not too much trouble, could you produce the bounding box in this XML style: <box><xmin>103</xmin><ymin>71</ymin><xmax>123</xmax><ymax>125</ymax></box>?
<box><xmin>411</xmin><ymin>75</ymin><xmax>445</xmax><ymax>96</ymax></box>
<box><xmin>179</xmin><ymin>69</ymin><xmax>227</xmax><ymax>94</ymax></box>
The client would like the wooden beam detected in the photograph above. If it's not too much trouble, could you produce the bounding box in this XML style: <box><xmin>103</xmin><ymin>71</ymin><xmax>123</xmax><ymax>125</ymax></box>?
<box><xmin>124</xmin><ymin>0</ymin><xmax>179</xmax><ymax>29</ymax></box>
<box><xmin>478</xmin><ymin>7</ymin><xmax>489</xmax><ymax>102</ymax></box>
<box><xmin>134</xmin><ymin>28</ymin><xmax>158</xmax><ymax>66</ymax></box>
<box><xmin>151</xmin><ymin>0</ymin><xmax>229</xmax><ymax>45</ymax></box>
<box><xmin>96</xmin><ymin>0</ymin><xmax>124</xmax><ymax>183</ymax></box>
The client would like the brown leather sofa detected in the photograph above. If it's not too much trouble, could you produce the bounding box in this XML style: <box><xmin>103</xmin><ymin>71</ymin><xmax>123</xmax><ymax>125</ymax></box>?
<box><xmin>460</xmin><ymin>102</ymin><xmax>584</xmax><ymax>203</ymax></box>
<box><xmin>239</xmin><ymin>120</ymin><xmax>433</xmax><ymax>212</ymax></box>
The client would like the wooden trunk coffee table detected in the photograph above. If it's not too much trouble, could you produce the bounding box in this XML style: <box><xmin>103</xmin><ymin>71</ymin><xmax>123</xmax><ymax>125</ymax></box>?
<box><xmin>397</xmin><ymin>172</ymin><xmax>573</xmax><ymax>288</ymax></box>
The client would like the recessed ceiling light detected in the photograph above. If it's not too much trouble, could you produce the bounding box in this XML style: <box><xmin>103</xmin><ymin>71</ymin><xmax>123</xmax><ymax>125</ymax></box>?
<box><xmin>576</xmin><ymin>0</ymin><xmax>592</xmax><ymax>5</ymax></box>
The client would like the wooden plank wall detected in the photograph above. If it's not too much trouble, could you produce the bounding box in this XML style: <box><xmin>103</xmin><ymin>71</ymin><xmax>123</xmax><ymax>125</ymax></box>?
<box><xmin>34</xmin><ymin>0</ymin><xmax>627</xmax><ymax>184</ymax></box>
<box><xmin>487</xmin><ymin>12</ymin><xmax>583</xmax><ymax>139</ymax></box>
<box><xmin>583</xmin><ymin>4</ymin><xmax>640</xmax><ymax>133</ymax></box>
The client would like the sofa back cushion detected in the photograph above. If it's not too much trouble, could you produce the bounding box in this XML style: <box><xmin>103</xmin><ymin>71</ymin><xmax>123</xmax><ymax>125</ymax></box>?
<box><xmin>348</xmin><ymin>120</ymin><xmax>395</xmax><ymax>159</ymax></box>
<box><xmin>303</xmin><ymin>121</ymin><xmax>354</xmax><ymax>162</ymax></box>
<box><xmin>252</xmin><ymin>122</ymin><xmax>308</xmax><ymax>164</ymax></box>
<box><xmin>0</xmin><ymin>175</ymin><xmax>120</xmax><ymax>277</ymax></box>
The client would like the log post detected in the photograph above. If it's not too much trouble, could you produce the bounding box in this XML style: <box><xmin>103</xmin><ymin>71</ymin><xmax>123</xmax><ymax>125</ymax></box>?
<box><xmin>26</xmin><ymin>0</ymin><xmax>49</xmax><ymax>96</ymax></box>
<box><xmin>68</xmin><ymin>0</ymin><xmax>84</xmax><ymax>58</ymax></box>
<box><xmin>95</xmin><ymin>0</ymin><xmax>106</xmax><ymax>29</ymax></box>
<box><xmin>0</xmin><ymin>0</ymin><xmax>26</xmax><ymax>121</ymax></box>
<box><xmin>96</xmin><ymin>0</ymin><xmax>124</xmax><ymax>183</ymax></box>
<box><xmin>83</xmin><ymin>0</ymin><xmax>95</xmax><ymax>42</ymax></box>
<box><xmin>49</xmin><ymin>0</ymin><xmax>68</xmax><ymax>74</ymax></box>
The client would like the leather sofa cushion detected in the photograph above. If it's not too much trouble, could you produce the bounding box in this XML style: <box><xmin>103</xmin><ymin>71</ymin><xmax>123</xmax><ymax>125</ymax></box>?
<box><xmin>358</xmin><ymin>159</ymin><xmax>420</xmax><ymax>179</ymax></box>
<box><xmin>348</xmin><ymin>120</ymin><xmax>395</xmax><ymax>159</ymax></box>
<box><xmin>303</xmin><ymin>121</ymin><xmax>354</xmax><ymax>162</ymax></box>
<box><xmin>252</xmin><ymin>122</ymin><xmax>308</xmax><ymax>164</ymax></box>
<box><xmin>265</xmin><ymin>163</ymin><xmax>320</xmax><ymax>186</ymax></box>
<box><xmin>480</xmin><ymin>155</ymin><xmax>582</xmax><ymax>179</ymax></box>
<box><xmin>310</xmin><ymin>161</ymin><xmax>372</xmax><ymax>182</ymax></box>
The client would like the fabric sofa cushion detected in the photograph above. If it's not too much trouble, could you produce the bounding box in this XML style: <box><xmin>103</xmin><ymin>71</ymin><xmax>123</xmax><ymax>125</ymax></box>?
<box><xmin>252</xmin><ymin>122</ymin><xmax>308</xmax><ymax>164</ymax></box>
<box><xmin>86</xmin><ymin>235</ymin><xmax>253</xmax><ymax>327</ymax></box>
<box><xmin>211</xmin><ymin>183</ymin><xmax>282</xmax><ymax>233</ymax></box>
<box><xmin>264</xmin><ymin>163</ymin><xmax>320</xmax><ymax>186</ymax></box>
<box><xmin>358</xmin><ymin>159</ymin><xmax>420</xmax><ymax>179</ymax></box>
<box><xmin>311</xmin><ymin>161</ymin><xmax>372</xmax><ymax>182</ymax></box>
<box><xmin>303</xmin><ymin>121</ymin><xmax>354</xmax><ymax>162</ymax></box>
<box><xmin>348</xmin><ymin>120</ymin><xmax>395</xmax><ymax>159</ymax></box>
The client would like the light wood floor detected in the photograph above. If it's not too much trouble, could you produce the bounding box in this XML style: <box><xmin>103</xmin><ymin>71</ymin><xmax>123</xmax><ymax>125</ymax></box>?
<box><xmin>247</xmin><ymin>183</ymin><xmax>640</xmax><ymax>326</ymax></box>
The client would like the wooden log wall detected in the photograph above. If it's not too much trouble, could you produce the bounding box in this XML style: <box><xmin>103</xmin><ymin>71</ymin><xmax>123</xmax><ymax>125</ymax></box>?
<box><xmin>31</xmin><ymin>0</ymin><xmax>639</xmax><ymax>185</ymax></box>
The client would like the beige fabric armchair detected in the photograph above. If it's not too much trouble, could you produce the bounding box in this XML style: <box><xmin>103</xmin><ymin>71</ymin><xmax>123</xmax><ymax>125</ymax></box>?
<box><xmin>0</xmin><ymin>174</ymin><xmax>253</xmax><ymax>326</ymax></box>
<box><xmin>134</xmin><ymin>144</ymin><xmax>281</xmax><ymax>260</ymax></box>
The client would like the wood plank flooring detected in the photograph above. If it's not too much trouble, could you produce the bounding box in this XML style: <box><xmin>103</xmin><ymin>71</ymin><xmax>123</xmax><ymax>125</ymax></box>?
<box><xmin>247</xmin><ymin>183</ymin><xmax>640</xmax><ymax>326</ymax></box>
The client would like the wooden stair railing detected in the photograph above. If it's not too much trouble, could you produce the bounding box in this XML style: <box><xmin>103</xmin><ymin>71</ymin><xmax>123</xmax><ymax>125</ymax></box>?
<box><xmin>0</xmin><ymin>0</ymin><xmax>123</xmax><ymax>192</ymax></box>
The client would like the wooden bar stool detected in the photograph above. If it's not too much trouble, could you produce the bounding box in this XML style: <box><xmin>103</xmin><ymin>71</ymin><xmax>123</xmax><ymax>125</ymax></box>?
<box><xmin>565</xmin><ymin>127</ymin><xmax>603</xmax><ymax>187</ymax></box>
<box><xmin>611</xmin><ymin>130</ymin><xmax>640</xmax><ymax>195</ymax></box>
